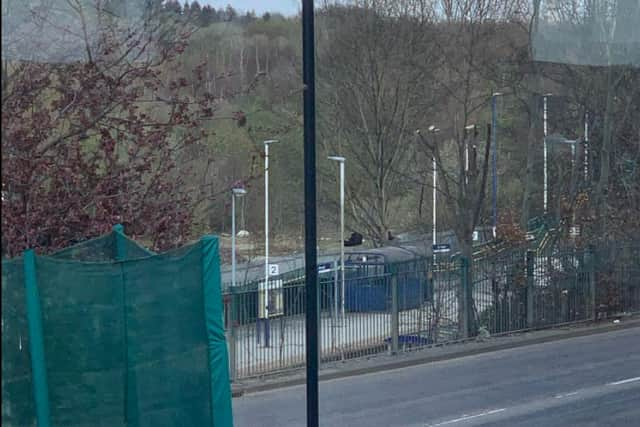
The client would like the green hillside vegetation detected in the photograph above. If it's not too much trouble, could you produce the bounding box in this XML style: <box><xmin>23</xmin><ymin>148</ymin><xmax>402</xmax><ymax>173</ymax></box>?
<box><xmin>2</xmin><ymin>0</ymin><xmax>638</xmax><ymax>257</ymax></box>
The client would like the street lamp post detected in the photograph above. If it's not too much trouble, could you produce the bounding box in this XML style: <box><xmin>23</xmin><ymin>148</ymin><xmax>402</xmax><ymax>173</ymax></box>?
<box><xmin>328</xmin><ymin>155</ymin><xmax>345</xmax><ymax>354</ymax></box>
<box><xmin>545</xmin><ymin>134</ymin><xmax>583</xmax><ymax>228</ymax></box>
<box><xmin>571</xmin><ymin>139</ymin><xmax>576</xmax><ymax>178</ymax></box>
<box><xmin>433</xmin><ymin>155</ymin><xmax>437</xmax><ymax>264</ymax></box>
<box><xmin>416</xmin><ymin>126</ymin><xmax>440</xmax><ymax>262</ymax></box>
<box><xmin>230</xmin><ymin>186</ymin><xmax>246</xmax><ymax>382</ymax></box>
<box><xmin>464</xmin><ymin>124</ymin><xmax>476</xmax><ymax>187</ymax></box>
<box><xmin>231</xmin><ymin>188</ymin><xmax>247</xmax><ymax>290</ymax></box>
<box><xmin>425</xmin><ymin>126</ymin><xmax>440</xmax><ymax>263</ymax></box>
<box><xmin>543</xmin><ymin>93</ymin><xmax>552</xmax><ymax>214</ymax></box>
<box><xmin>262</xmin><ymin>139</ymin><xmax>278</xmax><ymax>348</ymax></box>
<box><xmin>584</xmin><ymin>112</ymin><xmax>589</xmax><ymax>182</ymax></box>
<box><xmin>491</xmin><ymin>93</ymin><xmax>503</xmax><ymax>238</ymax></box>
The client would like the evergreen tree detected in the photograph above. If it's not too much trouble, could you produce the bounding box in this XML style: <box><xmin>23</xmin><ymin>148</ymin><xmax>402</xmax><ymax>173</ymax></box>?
<box><xmin>190</xmin><ymin>0</ymin><xmax>201</xmax><ymax>17</ymax></box>
<box><xmin>201</xmin><ymin>5</ymin><xmax>214</xmax><ymax>26</ymax></box>
<box><xmin>163</xmin><ymin>0</ymin><xmax>182</xmax><ymax>15</ymax></box>
<box><xmin>224</xmin><ymin>4</ymin><xmax>236</xmax><ymax>21</ymax></box>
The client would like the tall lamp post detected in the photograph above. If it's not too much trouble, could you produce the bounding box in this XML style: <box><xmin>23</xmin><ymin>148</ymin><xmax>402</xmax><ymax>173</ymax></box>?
<box><xmin>491</xmin><ymin>92</ymin><xmax>503</xmax><ymax>238</ymax></box>
<box><xmin>432</xmin><ymin>156</ymin><xmax>437</xmax><ymax>263</ymax></box>
<box><xmin>545</xmin><ymin>134</ymin><xmax>583</xmax><ymax>229</ymax></box>
<box><xmin>231</xmin><ymin>187</ymin><xmax>247</xmax><ymax>290</ymax></box>
<box><xmin>584</xmin><ymin>112</ymin><xmax>589</xmax><ymax>182</ymax></box>
<box><xmin>543</xmin><ymin>93</ymin><xmax>552</xmax><ymax>214</ymax></box>
<box><xmin>428</xmin><ymin>126</ymin><xmax>440</xmax><ymax>263</ymax></box>
<box><xmin>328</xmin><ymin>156</ymin><xmax>346</xmax><ymax>338</ymax></box>
<box><xmin>263</xmin><ymin>139</ymin><xmax>278</xmax><ymax>348</ymax></box>
<box><xmin>416</xmin><ymin>126</ymin><xmax>440</xmax><ymax>263</ymax></box>
<box><xmin>464</xmin><ymin>124</ymin><xmax>476</xmax><ymax>186</ymax></box>
<box><xmin>230</xmin><ymin>187</ymin><xmax>245</xmax><ymax>382</ymax></box>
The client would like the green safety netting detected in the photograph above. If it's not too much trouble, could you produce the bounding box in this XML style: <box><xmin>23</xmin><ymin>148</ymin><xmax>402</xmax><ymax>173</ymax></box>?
<box><xmin>1</xmin><ymin>226</ymin><xmax>233</xmax><ymax>427</ymax></box>
<box><xmin>50</xmin><ymin>226</ymin><xmax>154</xmax><ymax>262</ymax></box>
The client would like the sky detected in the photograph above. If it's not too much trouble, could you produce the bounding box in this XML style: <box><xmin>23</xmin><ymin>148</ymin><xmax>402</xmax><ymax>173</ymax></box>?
<box><xmin>201</xmin><ymin>0</ymin><xmax>301</xmax><ymax>17</ymax></box>
<box><xmin>1</xmin><ymin>0</ymin><xmax>304</xmax><ymax>62</ymax></box>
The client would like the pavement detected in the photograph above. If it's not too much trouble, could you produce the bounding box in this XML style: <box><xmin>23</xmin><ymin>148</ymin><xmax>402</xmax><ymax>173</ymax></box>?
<box><xmin>232</xmin><ymin>320</ymin><xmax>640</xmax><ymax>426</ymax></box>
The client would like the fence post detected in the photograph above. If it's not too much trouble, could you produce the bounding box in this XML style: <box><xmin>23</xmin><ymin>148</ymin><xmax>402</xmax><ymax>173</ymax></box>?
<box><xmin>560</xmin><ymin>290</ymin><xmax>568</xmax><ymax>323</ymax></box>
<box><xmin>588</xmin><ymin>244</ymin><xmax>597</xmax><ymax>320</ymax></box>
<box><xmin>228</xmin><ymin>290</ymin><xmax>237</xmax><ymax>382</ymax></box>
<box><xmin>526</xmin><ymin>250</ymin><xmax>535</xmax><ymax>328</ymax></box>
<box><xmin>332</xmin><ymin>260</ymin><xmax>338</xmax><ymax>352</ymax></box>
<box><xmin>460</xmin><ymin>257</ymin><xmax>470</xmax><ymax>339</ymax></box>
<box><xmin>23</xmin><ymin>249</ymin><xmax>51</xmax><ymax>427</ymax></box>
<box><xmin>391</xmin><ymin>273</ymin><xmax>399</xmax><ymax>354</ymax></box>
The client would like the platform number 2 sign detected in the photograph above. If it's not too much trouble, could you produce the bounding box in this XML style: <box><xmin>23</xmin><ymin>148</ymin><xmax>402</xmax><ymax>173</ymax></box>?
<box><xmin>269</xmin><ymin>264</ymin><xmax>279</xmax><ymax>276</ymax></box>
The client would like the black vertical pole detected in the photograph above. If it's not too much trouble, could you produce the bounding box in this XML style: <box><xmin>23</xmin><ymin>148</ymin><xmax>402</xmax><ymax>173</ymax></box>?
<box><xmin>491</xmin><ymin>95</ymin><xmax>498</xmax><ymax>236</ymax></box>
<box><xmin>302</xmin><ymin>1</ymin><xmax>319</xmax><ymax>426</ymax></box>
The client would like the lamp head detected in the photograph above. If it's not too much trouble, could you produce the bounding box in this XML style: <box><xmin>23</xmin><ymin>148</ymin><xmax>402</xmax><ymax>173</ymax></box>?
<box><xmin>232</xmin><ymin>187</ymin><xmax>247</xmax><ymax>197</ymax></box>
<box><xmin>264</xmin><ymin>139</ymin><xmax>278</xmax><ymax>145</ymax></box>
<box><xmin>545</xmin><ymin>134</ymin><xmax>581</xmax><ymax>144</ymax></box>
<box><xmin>328</xmin><ymin>156</ymin><xmax>345</xmax><ymax>163</ymax></box>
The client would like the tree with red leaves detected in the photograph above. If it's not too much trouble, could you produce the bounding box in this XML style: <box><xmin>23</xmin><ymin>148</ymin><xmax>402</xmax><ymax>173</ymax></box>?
<box><xmin>1</xmin><ymin>1</ymin><xmax>215</xmax><ymax>257</ymax></box>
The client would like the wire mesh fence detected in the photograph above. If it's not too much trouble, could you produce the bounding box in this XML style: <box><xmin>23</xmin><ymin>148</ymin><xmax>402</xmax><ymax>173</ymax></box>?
<box><xmin>223</xmin><ymin>243</ymin><xmax>640</xmax><ymax>380</ymax></box>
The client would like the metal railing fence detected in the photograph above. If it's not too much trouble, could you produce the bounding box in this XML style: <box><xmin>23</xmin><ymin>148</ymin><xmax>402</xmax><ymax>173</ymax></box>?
<box><xmin>224</xmin><ymin>244</ymin><xmax>640</xmax><ymax>380</ymax></box>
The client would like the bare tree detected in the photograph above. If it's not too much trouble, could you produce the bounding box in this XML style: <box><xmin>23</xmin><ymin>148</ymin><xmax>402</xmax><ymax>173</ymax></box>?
<box><xmin>536</xmin><ymin>0</ymin><xmax>640</xmax><ymax>241</ymax></box>
<box><xmin>317</xmin><ymin>1</ymin><xmax>436</xmax><ymax>245</ymax></box>
<box><xmin>412</xmin><ymin>0</ymin><xmax>526</xmax><ymax>336</ymax></box>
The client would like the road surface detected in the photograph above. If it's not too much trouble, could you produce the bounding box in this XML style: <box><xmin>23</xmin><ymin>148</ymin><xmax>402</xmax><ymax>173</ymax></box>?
<box><xmin>233</xmin><ymin>326</ymin><xmax>640</xmax><ymax>426</ymax></box>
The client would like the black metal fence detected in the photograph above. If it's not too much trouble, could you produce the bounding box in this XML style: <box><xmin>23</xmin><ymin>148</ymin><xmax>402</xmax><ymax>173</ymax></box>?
<box><xmin>223</xmin><ymin>244</ymin><xmax>640</xmax><ymax>380</ymax></box>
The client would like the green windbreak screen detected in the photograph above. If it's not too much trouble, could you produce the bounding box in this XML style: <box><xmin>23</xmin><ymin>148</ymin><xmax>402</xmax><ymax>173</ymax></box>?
<box><xmin>48</xmin><ymin>234</ymin><xmax>117</xmax><ymax>262</ymax></box>
<box><xmin>1</xmin><ymin>231</ymin><xmax>232</xmax><ymax>427</ymax></box>
<box><xmin>2</xmin><ymin>257</ymin><xmax>36</xmax><ymax>426</ymax></box>
<box><xmin>36</xmin><ymin>256</ymin><xmax>126</xmax><ymax>426</ymax></box>
<box><xmin>51</xmin><ymin>233</ymin><xmax>154</xmax><ymax>262</ymax></box>
<box><xmin>116</xmin><ymin>234</ymin><xmax>156</xmax><ymax>260</ymax></box>
<box><xmin>123</xmin><ymin>242</ymin><xmax>212</xmax><ymax>427</ymax></box>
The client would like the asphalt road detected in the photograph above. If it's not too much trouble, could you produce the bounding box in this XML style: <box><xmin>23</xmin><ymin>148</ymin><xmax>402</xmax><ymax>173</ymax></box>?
<box><xmin>233</xmin><ymin>326</ymin><xmax>640</xmax><ymax>426</ymax></box>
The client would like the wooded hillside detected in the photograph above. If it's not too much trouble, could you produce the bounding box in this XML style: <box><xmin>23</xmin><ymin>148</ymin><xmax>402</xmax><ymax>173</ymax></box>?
<box><xmin>2</xmin><ymin>0</ymin><xmax>638</xmax><ymax>257</ymax></box>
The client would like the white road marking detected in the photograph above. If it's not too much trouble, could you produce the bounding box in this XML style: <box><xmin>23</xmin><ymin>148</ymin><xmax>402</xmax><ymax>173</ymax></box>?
<box><xmin>554</xmin><ymin>391</ymin><xmax>580</xmax><ymax>399</ymax></box>
<box><xmin>427</xmin><ymin>377</ymin><xmax>639</xmax><ymax>427</ymax></box>
<box><xmin>608</xmin><ymin>376</ymin><xmax>640</xmax><ymax>386</ymax></box>
<box><xmin>429</xmin><ymin>408</ymin><xmax>506</xmax><ymax>426</ymax></box>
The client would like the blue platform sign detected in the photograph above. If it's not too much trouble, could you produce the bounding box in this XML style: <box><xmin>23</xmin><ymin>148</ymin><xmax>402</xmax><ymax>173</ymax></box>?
<box><xmin>432</xmin><ymin>244</ymin><xmax>451</xmax><ymax>254</ymax></box>
<box><xmin>318</xmin><ymin>262</ymin><xmax>333</xmax><ymax>273</ymax></box>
